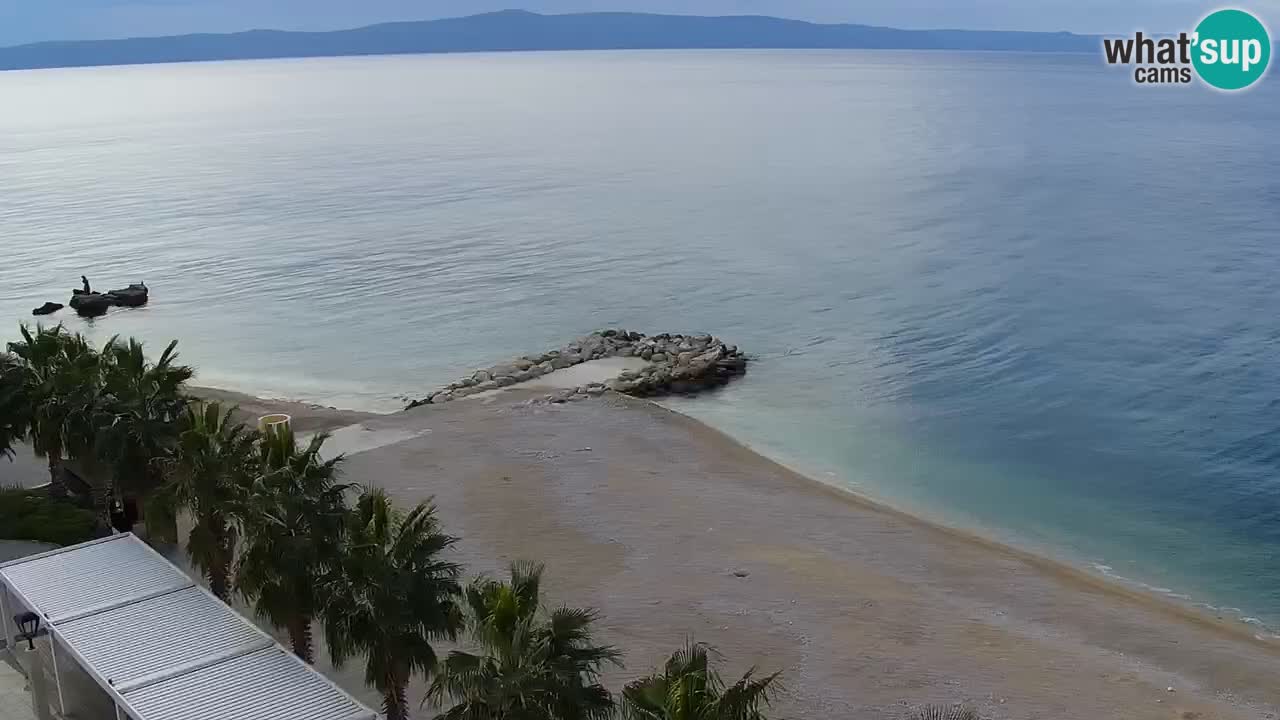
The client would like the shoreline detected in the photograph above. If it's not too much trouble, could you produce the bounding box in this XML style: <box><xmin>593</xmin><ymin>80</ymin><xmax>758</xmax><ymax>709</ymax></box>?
<box><xmin>162</xmin><ymin>384</ymin><xmax>1280</xmax><ymax>716</ymax></box>
<box><xmin>650</xmin><ymin>400</ymin><xmax>1280</xmax><ymax>650</ymax></box>
<box><xmin>662</xmin><ymin>404</ymin><xmax>1280</xmax><ymax>643</ymax></box>
<box><xmin>190</xmin><ymin>381</ymin><xmax>1279</xmax><ymax>650</ymax></box>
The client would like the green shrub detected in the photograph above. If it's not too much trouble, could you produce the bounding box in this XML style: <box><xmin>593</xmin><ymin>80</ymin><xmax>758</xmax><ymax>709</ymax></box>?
<box><xmin>0</xmin><ymin>487</ymin><xmax>102</xmax><ymax>547</ymax></box>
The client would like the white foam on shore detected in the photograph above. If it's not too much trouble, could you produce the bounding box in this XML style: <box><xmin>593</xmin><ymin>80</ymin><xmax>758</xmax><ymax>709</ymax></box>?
<box><xmin>1087</xmin><ymin>561</ymin><xmax>1280</xmax><ymax>634</ymax></box>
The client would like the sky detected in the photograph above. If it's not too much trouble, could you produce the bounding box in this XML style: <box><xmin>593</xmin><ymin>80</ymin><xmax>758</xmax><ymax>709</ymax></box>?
<box><xmin>2</xmin><ymin>0</ymin><xmax>1277</xmax><ymax>47</ymax></box>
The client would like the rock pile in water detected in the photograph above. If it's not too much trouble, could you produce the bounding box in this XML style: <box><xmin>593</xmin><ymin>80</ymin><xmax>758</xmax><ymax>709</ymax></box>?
<box><xmin>67</xmin><ymin>283</ymin><xmax>149</xmax><ymax>317</ymax></box>
<box><xmin>407</xmin><ymin>330</ymin><xmax>748</xmax><ymax>409</ymax></box>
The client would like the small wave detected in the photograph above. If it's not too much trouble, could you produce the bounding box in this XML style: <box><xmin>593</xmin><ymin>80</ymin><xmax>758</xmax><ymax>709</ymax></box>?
<box><xmin>1089</xmin><ymin>562</ymin><xmax>1280</xmax><ymax>635</ymax></box>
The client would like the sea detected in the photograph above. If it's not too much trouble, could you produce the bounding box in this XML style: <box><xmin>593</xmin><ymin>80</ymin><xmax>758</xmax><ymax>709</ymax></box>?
<box><xmin>3</xmin><ymin>50</ymin><xmax>1279</xmax><ymax>630</ymax></box>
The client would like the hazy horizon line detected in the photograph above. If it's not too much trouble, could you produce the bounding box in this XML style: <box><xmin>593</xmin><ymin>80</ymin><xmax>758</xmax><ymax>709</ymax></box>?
<box><xmin>0</xmin><ymin>8</ymin><xmax>1115</xmax><ymax>51</ymax></box>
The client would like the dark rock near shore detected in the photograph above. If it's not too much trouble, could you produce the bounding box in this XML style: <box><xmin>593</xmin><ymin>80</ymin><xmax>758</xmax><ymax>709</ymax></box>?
<box><xmin>68</xmin><ymin>282</ymin><xmax>149</xmax><ymax>317</ymax></box>
<box><xmin>32</xmin><ymin>302</ymin><xmax>64</xmax><ymax>316</ymax></box>
<box><xmin>409</xmin><ymin>329</ymin><xmax>750</xmax><ymax>408</ymax></box>
<box><xmin>106</xmin><ymin>283</ymin><xmax>149</xmax><ymax>307</ymax></box>
<box><xmin>69</xmin><ymin>292</ymin><xmax>113</xmax><ymax>317</ymax></box>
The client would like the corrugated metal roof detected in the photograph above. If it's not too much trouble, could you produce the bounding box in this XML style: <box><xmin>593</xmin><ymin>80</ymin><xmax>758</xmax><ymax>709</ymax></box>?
<box><xmin>0</xmin><ymin>534</ymin><xmax>375</xmax><ymax>720</ymax></box>
<box><xmin>0</xmin><ymin>535</ymin><xmax>189</xmax><ymax>622</ymax></box>
<box><xmin>125</xmin><ymin>646</ymin><xmax>368</xmax><ymax>720</ymax></box>
<box><xmin>56</xmin><ymin>585</ymin><xmax>269</xmax><ymax>689</ymax></box>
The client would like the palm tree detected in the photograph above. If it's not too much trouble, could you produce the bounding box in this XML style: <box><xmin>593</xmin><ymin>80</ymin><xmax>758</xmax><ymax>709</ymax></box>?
<box><xmin>6</xmin><ymin>325</ymin><xmax>104</xmax><ymax>500</ymax></box>
<box><xmin>427</xmin><ymin>562</ymin><xmax>620</xmax><ymax>720</ymax></box>
<box><xmin>97</xmin><ymin>337</ymin><xmax>194</xmax><ymax>537</ymax></box>
<box><xmin>236</xmin><ymin>425</ymin><xmax>349</xmax><ymax>663</ymax></box>
<box><xmin>621</xmin><ymin>643</ymin><xmax>780</xmax><ymax>720</ymax></box>
<box><xmin>153</xmin><ymin>402</ymin><xmax>254</xmax><ymax>600</ymax></box>
<box><xmin>323</xmin><ymin>488</ymin><xmax>464</xmax><ymax>720</ymax></box>
<box><xmin>0</xmin><ymin>351</ymin><xmax>27</xmax><ymax>461</ymax></box>
<box><xmin>7</xmin><ymin>325</ymin><xmax>74</xmax><ymax>489</ymax></box>
<box><xmin>98</xmin><ymin>338</ymin><xmax>194</xmax><ymax>494</ymax></box>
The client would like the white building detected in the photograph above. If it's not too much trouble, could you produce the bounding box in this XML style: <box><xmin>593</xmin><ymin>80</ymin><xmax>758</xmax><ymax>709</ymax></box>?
<box><xmin>0</xmin><ymin>534</ymin><xmax>376</xmax><ymax>720</ymax></box>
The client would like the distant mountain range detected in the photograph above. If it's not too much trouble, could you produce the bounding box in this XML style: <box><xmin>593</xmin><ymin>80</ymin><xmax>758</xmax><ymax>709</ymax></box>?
<box><xmin>0</xmin><ymin>9</ymin><xmax>1099</xmax><ymax>72</ymax></box>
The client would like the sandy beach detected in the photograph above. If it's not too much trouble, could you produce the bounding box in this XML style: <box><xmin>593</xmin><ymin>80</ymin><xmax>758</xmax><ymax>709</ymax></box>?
<box><xmin>176</xmin><ymin>384</ymin><xmax>1278</xmax><ymax>720</ymax></box>
<box><xmin>6</xmin><ymin>381</ymin><xmax>1280</xmax><ymax>718</ymax></box>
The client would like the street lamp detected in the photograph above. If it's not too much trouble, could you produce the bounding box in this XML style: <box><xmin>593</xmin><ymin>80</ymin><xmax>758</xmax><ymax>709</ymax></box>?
<box><xmin>14</xmin><ymin>612</ymin><xmax>39</xmax><ymax>651</ymax></box>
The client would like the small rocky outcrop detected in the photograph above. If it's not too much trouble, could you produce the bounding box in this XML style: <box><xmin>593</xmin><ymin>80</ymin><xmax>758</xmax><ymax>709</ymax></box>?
<box><xmin>106</xmin><ymin>283</ymin><xmax>149</xmax><ymax>307</ymax></box>
<box><xmin>69</xmin><ymin>292</ymin><xmax>113</xmax><ymax>317</ymax></box>
<box><xmin>68</xmin><ymin>283</ymin><xmax>148</xmax><ymax>317</ymax></box>
<box><xmin>408</xmin><ymin>330</ymin><xmax>748</xmax><ymax>409</ymax></box>
<box><xmin>32</xmin><ymin>302</ymin><xmax>64</xmax><ymax>316</ymax></box>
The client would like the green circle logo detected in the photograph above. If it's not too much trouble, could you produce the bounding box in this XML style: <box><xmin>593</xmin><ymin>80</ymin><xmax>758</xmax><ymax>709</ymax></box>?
<box><xmin>1192</xmin><ymin>9</ymin><xmax>1271</xmax><ymax>90</ymax></box>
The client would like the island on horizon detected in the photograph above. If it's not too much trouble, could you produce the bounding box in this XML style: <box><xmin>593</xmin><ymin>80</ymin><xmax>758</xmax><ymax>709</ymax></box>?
<box><xmin>0</xmin><ymin>9</ymin><xmax>1099</xmax><ymax>72</ymax></box>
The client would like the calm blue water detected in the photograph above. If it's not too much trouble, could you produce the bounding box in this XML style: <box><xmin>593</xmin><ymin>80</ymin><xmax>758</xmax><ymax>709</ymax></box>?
<box><xmin>3</xmin><ymin>50</ymin><xmax>1280</xmax><ymax>626</ymax></box>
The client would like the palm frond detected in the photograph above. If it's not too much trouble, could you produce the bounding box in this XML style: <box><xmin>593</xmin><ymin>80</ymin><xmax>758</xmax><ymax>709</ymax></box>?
<box><xmin>623</xmin><ymin>641</ymin><xmax>781</xmax><ymax>720</ymax></box>
<box><xmin>907</xmin><ymin>705</ymin><xmax>981</xmax><ymax>720</ymax></box>
<box><xmin>321</xmin><ymin>486</ymin><xmax>462</xmax><ymax>717</ymax></box>
<box><xmin>428</xmin><ymin>563</ymin><xmax>617</xmax><ymax>720</ymax></box>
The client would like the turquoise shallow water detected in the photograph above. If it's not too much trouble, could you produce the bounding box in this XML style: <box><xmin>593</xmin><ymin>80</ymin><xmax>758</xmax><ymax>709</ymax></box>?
<box><xmin>3</xmin><ymin>50</ymin><xmax>1280</xmax><ymax>627</ymax></box>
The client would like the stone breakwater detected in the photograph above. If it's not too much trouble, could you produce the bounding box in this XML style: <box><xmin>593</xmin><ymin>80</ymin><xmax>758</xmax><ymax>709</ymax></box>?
<box><xmin>408</xmin><ymin>330</ymin><xmax>748</xmax><ymax>409</ymax></box>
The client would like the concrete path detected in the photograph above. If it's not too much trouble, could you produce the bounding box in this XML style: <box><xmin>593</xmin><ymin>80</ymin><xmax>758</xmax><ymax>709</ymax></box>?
<box><xmin>0</xmin><ymin>659</ymin><xmax>35</xmax><ymax>720</ymax></box>
<box><xmin>0</xmin><ymin>448</ymin><xmax>46</xmax><ymax>491</ymax></box>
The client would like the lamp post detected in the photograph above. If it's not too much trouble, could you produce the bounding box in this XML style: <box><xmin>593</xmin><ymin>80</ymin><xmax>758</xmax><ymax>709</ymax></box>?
<box><xmin>12</xmin><ymin>612</ymin><xmax>53</xmax><ymax>720</ymax></box>
<box><xmin>14</xmin><ymin>612</ymin><xmax>38</xmax><ymax>651</ymax></box>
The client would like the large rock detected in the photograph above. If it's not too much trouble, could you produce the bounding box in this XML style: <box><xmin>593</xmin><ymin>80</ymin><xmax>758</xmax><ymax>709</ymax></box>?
<box><xmin>32</xmin><ymin>302</ymin><xmax>63</xmax><ymax>316</ymax></box>
<box><xmin>105</xmin><ymin>283</ymin><xmax>149</xmax><ymax>307</ymax></box>
<box><xmin>68</xmin><ymin>292</ymin><xmax>112</xmax><ymax>317</ymax></box>
<box><xmin>490</xmin><ymin>364</ymin><xmax>518</xmax><ymax>378</ymax></box>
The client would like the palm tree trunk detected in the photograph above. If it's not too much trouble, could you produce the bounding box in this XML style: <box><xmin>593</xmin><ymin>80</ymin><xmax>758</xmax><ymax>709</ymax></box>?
<box><xmin>142</xmin><ymin>468</ymin><xmax>179</xmax><ymax>544</ymax></box>
<box><xmin>76</xmin><ymin>452</ymin><xmax>113</xmax><ymax>527</ymax></box>
<box><xmin>45</xmin><ymin>454</ymin><xmax>66</xmax><ymax>497</ymax></box>
<box><xmin>382</xmin><ymin>677</ymin><xmax>409</xmax><ymax>720</ymax></box>
<box><xmin>144</xmin><ymin>498</ymin><xmax>179</xmax><ymax>546</ymax></box>
<box><xmin>287</xmin><ymin>615</ymin><xmax>315</xmax><ymax>664</ymax></box>
<box><xmin>90</xmin><ymin>479</ymin><xmax>111</xmax><ymax>527</ymax></box>
<box><xmin>208</xmin><ymin>556</ymin><xmax>231</xmax><ymax>602</ymax></box>
<box><xmin>206</xmin><ymin>522</ymin><xmax>234</xmax><ymax>601</ymax></box>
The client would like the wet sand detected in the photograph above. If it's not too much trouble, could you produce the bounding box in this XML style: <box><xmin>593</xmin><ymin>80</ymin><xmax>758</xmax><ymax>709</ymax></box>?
<box><xmin>189</xmin><ymin>386</ymin><xmax>378</xmax><ymax>433</ymax></box>
<box><xmin>239</xmin><ymin>390</ymin><xmax>1280</xmax><ymax>720</ymax></box>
